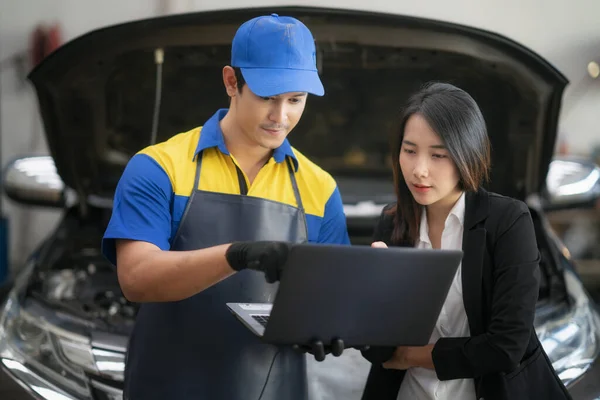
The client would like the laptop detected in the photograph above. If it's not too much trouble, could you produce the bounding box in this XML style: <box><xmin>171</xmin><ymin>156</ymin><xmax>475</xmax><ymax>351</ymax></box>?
<box><xmin>227</xmin><ymin>243</ymin><xmax>462</xmax><ymax>347</ymax></box>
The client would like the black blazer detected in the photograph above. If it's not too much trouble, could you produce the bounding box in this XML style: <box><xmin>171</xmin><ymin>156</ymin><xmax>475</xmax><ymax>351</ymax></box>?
<box><xmin>361</xmin><ymin>189</ymin><xmax>572</xmax><ymax>400</ymax></box>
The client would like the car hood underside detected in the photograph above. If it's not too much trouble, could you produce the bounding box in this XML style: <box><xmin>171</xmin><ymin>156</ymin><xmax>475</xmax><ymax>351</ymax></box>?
<box><xmin>28</xmin><ymin>6</ymin><xmax>567</xmax><ymax>201</ymax></box>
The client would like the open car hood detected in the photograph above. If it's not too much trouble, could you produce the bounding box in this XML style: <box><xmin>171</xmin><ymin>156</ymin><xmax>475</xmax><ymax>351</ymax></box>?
<box><xmin>28</xmin><ymin>6</ymin><xmax>568</xmax><ymax>201</ymax></box>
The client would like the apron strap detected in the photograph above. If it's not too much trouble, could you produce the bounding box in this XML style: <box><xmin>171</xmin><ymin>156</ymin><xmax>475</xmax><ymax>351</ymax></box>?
<box><xmin>286</xmin><ymin>157</ymin><xmax>304</xmax><ymax>212</ymax></box>
<box><xmin>193</xmin><ymin>152</ymin><xmax>203</xmax><ymax>192</ymax></box>
<box><xmin>194</xmin><ymin>151</ymin><xmax>303</xmax><ymax>211</ymax></box>
<box><xmin>194</xmin><ymin>152</ymin><xmax>248</xmax><ymax>195</ymax></box>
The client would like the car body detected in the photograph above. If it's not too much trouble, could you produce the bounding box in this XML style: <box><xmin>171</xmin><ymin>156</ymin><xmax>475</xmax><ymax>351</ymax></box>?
<box><xmin>543</xmin><ymin>156</ymin><xmax>600</xmax><ymax>212</ymax></box>
<box><xmin>543</xmin><ymin>156</ymin><xmax>600</xmax><ymax>262</ymax></box>
<box><xmin>1</xmin><ymin>7</ymin><xmax>600</xmax><ymax>400</ymax></box>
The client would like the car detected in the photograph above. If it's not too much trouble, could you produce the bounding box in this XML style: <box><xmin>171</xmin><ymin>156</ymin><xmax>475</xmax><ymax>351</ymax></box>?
<box><xmin>1</xmin><ymin>7</ymin><xmax>600</xmax><ymax>400</ymax></box>
<box><xmin>543</xmin><ymin>157</ymin><xmax>600</xmax><ymax>262</ymax></box>
<box><xmin>543</xmin><ymin>156</ymin><xmax>600</xmax><ymax>212</ymax></box>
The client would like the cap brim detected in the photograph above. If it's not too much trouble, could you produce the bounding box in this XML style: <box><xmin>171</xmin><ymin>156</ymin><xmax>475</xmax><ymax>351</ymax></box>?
<box><xmin>240</xmin><ymin>67</ymin><xmax>325</xmax><ymax>97</ymax></box>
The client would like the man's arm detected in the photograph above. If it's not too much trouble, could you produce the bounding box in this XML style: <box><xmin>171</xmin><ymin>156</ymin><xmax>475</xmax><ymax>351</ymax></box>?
<box><xmin>317</xmin><ymin>185</ymin><xmax>351</xmax><ymax>244</ymax></box>
<box><xmin>116</xmin><ymin>240</ymin><xmax>235</xmax><ymax>302</ymax></box>
<box><xmin>116</xmin><ymin>240</ymin><xmax>292</xmax><ymax>303</ymax></box>
<box><xmin>102</xmin><ymin>154</ymin><xmax>290</xmax><ymax>303</ymax></box>
<box><xmin>102</xmin><ymin>154</ymin><xmax>238</xmax><ymax>302</ymax></box>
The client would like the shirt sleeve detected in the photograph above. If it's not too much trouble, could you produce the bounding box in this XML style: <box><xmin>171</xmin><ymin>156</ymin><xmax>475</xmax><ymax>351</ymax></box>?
<box><xmin>431</xmin><ymin>200</ymin><xmax>541</xmax><ymax>380</ymax></box>
<box><xmin>101</xmin><ymin>154</ymin><xmax>173</xmax><ymax>266</ymax></box>
<box><xmin>317</xmin><ymin>186</ymin><xmax>351</xmax><ymax>245</ymax></box>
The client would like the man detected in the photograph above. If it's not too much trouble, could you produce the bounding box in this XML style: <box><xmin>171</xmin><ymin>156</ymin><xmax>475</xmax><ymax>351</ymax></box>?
<box><xmin>102</xmin><ymin>13</ymin><xmax>350</xmax><ymax>400</ymax></box>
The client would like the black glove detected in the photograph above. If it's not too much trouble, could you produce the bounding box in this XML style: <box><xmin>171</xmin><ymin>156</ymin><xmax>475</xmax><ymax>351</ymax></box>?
<box><xmin>293</xmin><ymin>339</ymin><xmax>372</xmax><ymax>362</ymax></box>
<box><xmin>225</xmin><ymin>241</ymin><xmax>292</xmax><ymax>283</ymax></box>
<box><xmin>292</xmin><ymin>338</ymin><xmax>346</xmax><ymax>362</ymax></box>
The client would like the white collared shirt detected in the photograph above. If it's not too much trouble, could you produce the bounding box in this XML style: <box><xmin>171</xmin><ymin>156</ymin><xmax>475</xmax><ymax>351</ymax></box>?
<box><xmin>397</xmin><ymin>192</ymin><xmax>477</xmax><ymax>400</ymax></box>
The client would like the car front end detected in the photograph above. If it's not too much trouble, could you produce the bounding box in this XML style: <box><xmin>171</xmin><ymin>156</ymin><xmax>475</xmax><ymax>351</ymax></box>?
<box><xmin>1</xmin><ymin>6</ymin><xmax>599</xmax><ymax>400</ymax></box>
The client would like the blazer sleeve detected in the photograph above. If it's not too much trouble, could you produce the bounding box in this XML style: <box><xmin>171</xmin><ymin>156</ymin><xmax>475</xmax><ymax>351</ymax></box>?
<box><xmin>361</xmin><ymin>203</ymin><xmax>398</xmax><ymax>364</ymax></box>
<box><xmin>431</xmin><ymin>200</ymin><xmax>541</xmax><ymax>380</ymax></box>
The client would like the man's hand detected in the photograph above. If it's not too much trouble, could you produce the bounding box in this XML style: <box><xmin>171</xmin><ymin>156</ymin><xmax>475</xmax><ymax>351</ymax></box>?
<box><xmin>292</xmin><ymin>338</ymin><xmax>346</xmax><ymax>362</ymax></box>
<box><xmin>225</xmin><ymin>241</ymin><xmax>292</xmax><ymax>283</ymax></box>
<box><xmin>292</xmin><ymin>339</ymin><xmax>371</xmax><ymax>362</ymax></box>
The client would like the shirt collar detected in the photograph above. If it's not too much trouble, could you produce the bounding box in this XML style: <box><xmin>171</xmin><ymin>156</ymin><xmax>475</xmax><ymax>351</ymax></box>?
<box><xmin>418</xmin><ymin>191</ymin><xmax>466</xmax><ymax>245</ymax></box>
<box><xmin>418</xmin><ymin>208</ymin><xmax>430</xmax><ymax>245</ymax></box>
<box><xmin>193</xmin><ymin>108</ymin><xmax>299</xmax><ymax>171</ymax></box>
<box><xmin>449</xmin><ymin>191</ymin><xmax>466</xmax><ymax>227</ymax></box>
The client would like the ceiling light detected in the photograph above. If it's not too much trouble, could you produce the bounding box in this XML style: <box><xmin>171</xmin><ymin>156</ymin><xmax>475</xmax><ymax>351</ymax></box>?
<box><xmin>588</xmin><ymin>61</ymin><xmax>600</xmax><ymax>79</ymax></box>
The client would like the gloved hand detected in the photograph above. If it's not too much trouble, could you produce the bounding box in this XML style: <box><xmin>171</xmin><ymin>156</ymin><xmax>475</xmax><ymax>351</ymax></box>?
<box><xmin>225</xmin><ymin>241</ymin><xmax>292</xmax><ymax>283</ymax></box>
<box><xmin>292</xmin><ymin>339</ymin><xmax>371</xmax><ymax>362</ymax></box>
<box><xmin>293</xmin><ymin>338</ymin><xmax>346</xmax><ymax>362</ymax></box>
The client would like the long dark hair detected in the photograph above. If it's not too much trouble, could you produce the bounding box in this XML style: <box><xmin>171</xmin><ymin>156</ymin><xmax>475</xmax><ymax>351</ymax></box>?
<box><xmin>389</xmin><ymin>82</ymin><xmax>491</xmax><ymax>246</ymax></box>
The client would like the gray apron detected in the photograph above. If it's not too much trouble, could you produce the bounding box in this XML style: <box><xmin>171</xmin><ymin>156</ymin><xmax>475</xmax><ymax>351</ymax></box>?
<box><xmin>123</xmin><ymin>152</ymin><xmax>309</xmax><ymax>400</ymax></box>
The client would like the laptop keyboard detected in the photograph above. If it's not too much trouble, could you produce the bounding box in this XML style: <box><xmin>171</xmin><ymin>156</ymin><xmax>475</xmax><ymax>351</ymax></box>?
<box><xmin>252</xmin><ymin>314</ymin><xmax>269</xmax><ymax>327</ymax></box>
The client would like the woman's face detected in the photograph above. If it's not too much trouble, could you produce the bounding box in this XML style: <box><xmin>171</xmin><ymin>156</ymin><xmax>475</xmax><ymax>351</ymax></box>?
<box><xmin>399</xmin><ymin>114</ymin><xmax>462</xmax><ymax>208</ymax></box>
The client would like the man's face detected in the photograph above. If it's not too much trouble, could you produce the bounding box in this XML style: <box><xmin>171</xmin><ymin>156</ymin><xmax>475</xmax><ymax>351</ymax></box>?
<box><xmin>232</xmin><ymin>85</ymin><xmax>307</xmax><ymax>150</ymax></box>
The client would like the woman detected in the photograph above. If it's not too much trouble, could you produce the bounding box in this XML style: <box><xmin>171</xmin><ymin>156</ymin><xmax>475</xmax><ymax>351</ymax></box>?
<box><xmin>360</xmin><ymin>82</ymin><xmax>571</xmax><ymax>400</ymax></box>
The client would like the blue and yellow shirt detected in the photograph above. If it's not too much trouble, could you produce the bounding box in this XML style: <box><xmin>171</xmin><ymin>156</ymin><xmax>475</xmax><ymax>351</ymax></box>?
<box><xmin>102</xmin><ymin>109</ymin><xmax>350</xmax><ymax>265</ymax></box>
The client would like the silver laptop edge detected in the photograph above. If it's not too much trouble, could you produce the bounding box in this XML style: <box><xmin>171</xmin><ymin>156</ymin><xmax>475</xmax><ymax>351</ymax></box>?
<box><xmin>226</xmin><ymin>302</ymin><xmax>272</xmax><ymax>336</ymax></box>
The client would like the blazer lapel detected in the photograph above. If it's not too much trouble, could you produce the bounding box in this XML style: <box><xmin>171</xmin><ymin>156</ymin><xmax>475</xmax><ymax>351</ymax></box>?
<box><xmin>461</xmin><ymin>190</ymin><xmax>489</xmax><ymax>335</ymax></box>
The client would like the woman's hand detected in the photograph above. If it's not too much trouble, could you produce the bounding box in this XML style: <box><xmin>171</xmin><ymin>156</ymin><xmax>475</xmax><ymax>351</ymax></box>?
<box><xmin>382</xmin><ymin>344</ymin><xmax>435</xmax><ymax>370</ymax></box>
<box><xmin>371</xmin><ymin>241</ymin><xmax>388</xmax><ymax>248</ymax></box>
<box><xmin>382</xmin><ymin>347</ymin><xmax>411</xmax><ymax>370</ymax></box>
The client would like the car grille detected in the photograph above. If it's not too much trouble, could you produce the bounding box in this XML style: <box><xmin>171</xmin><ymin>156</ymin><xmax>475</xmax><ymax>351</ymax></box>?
<box><xmin>87</xmin><ymin>373</ymin><xmax>123</xmax><ymax>400</ymax></box>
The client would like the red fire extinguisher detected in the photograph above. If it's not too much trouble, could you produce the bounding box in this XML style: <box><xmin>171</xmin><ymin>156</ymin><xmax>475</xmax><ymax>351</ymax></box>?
<box><xmin>30</xmin><ymin>23</ymin><xmax>63</xmax><ymax>67</ymax></box>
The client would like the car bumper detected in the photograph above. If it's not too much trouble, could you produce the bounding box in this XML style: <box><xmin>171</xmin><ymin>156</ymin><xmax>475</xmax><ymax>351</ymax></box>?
<box><xmin>567</xmin><ymin>357</ymin><xmax>600</xmax><ymax>400</ymax></box>
<box><xmin>0</xmin><ymin>363</ymin><xmax>34</xmax><ymax>400</ymax></box>
<box><xmin>1</xmin><ymin>358</ymin><xmax>78</xmax><ymax>400</ymax></box>
<box><xmin>1</xmin><ymin>357</ymin><xmax>124</xmax><ymax>400</ymax></box>
<box><xmin>2</xmin><ymin>355</ymin><xmax>600</xmax><ymax>400</ymax></box>
<box><xmin>0</xmin><ymin>279</ymin><xmax>12</xmax><ymax>304</ymax></box>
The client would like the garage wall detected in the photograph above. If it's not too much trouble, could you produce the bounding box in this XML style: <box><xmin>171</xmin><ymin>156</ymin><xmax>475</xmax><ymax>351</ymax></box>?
<box><xmin>0</xmin><ymin>0</ymin><xmax>161</xmax><ymax>269</ymax></box>
<box><xmin>1</xmin><ymin>0</ymin><xmax>599</xmax><ymax>268</ymax></box>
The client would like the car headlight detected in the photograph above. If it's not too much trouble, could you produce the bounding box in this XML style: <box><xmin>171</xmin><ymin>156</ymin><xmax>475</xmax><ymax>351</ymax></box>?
<box><xmin>0</xmin><ymin>291</ymin><xmax>94</xmax><ymax>399</ymax></box>
<box><xmin>536</xmin><ymin>268</ymin><xmax>600</xmax><ymax>387</ymax></box>
<box><xmin>0</xmin><ymin>258</ymin><xmax>126</xmax><ymax>400</ymax></box>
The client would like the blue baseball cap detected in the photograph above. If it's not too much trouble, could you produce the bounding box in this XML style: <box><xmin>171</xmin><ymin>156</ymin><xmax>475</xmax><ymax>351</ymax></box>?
<box><xmin>231</xmin><ymin>13</ymin><xmax>324</xmax><ymax>97</ymax></box>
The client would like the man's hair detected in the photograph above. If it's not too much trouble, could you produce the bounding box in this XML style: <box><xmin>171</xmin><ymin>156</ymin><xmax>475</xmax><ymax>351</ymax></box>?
<box><xmin>233</xmin><ymin>67</ymin><xmax>245</xmax><ymax>92</ymax></box>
